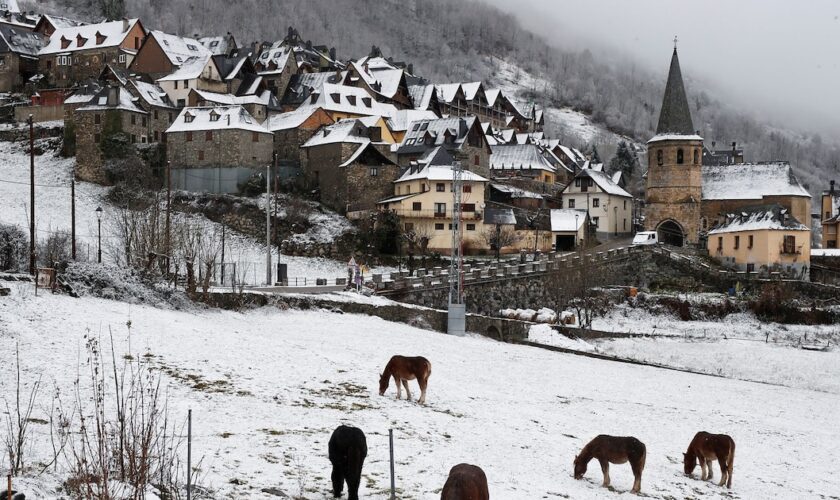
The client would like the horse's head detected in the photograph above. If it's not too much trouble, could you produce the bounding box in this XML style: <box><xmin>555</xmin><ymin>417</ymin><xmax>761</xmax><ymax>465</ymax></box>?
<box><xmin>683</xmin><ymin>452</ymin><xmax>696</xmax><ymax>475</ymax></box>
<box><xmin>573</xmin><ymin>454</ymin><xmax>586</xmax><ymax>479</ymax></box>
<box><xmin>378</xmin><ymin>372</ymin><xmax>389</xmax><ymax>395</ymax></box>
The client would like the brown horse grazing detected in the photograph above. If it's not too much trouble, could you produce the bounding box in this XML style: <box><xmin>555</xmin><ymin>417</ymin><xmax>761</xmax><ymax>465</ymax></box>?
<box><xmin>683</xmin><ymin>431</ymin><xmax>735</xmax><ymax>488</ymax></box>
<box><xmin>441</xmin><ymin>464</ymin><xmax>489</xmax><ymax>500</ymax></box>
<box><xmin>378</xmin><ymin>355</ymin><xmax>431</xmax><ymax>404</ymax></box>
<box><xmin>574</xmin><ymin>435</ymin><xmax>646</xmax><ymax>494</ymax></box>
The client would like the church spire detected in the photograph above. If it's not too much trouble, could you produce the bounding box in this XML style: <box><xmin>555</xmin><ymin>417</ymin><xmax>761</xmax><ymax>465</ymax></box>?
<box><xmin>655</xmin><ymin>45</ymin><xmax>695</xmax><ymax>135</ymax></box>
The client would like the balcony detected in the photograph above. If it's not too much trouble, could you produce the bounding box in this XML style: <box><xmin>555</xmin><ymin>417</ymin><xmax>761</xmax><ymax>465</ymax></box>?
<box><xmin>384</xmin><ymin>209</ymin><xmax>483</xmax><ymax>220</ymax></box>
<box><xmin>780</xmin><ymin>244</ymin><xmax>803</xmax><ymax>255</ymax></box>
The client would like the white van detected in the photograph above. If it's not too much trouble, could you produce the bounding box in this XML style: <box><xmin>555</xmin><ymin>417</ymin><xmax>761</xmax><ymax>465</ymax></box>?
<box><xmin>632</xmin><ymin>231</ymin><xmax>659</xmax><ymax>246</ymax></box>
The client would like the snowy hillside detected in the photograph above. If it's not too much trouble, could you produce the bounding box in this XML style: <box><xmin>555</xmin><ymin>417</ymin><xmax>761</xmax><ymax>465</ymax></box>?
<box><xmin>2</xmin><ymin>287</ymin><xmax>838</xmax><ymax>499</ymax></box>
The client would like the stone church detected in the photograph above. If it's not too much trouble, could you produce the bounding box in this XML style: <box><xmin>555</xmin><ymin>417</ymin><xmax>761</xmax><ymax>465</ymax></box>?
<box><xmin>645</xmin><ymin>47</ymin><xmax>811</xmax><ymax>247</ymax></box>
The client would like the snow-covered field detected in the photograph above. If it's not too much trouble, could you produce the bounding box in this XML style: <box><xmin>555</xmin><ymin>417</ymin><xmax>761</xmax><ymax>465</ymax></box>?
<box><xmin>2</xmin><ymin>287</ymin><xmax>839</xmax><ymax>499</ymax></box>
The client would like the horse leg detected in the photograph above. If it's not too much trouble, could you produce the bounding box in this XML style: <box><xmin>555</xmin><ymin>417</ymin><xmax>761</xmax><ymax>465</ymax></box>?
<box><xmin>402</xmin><ymin>379</ymin><xmax>412</xmax><ymax>401</ymax></box>
<box><xmin>599</xmin><ymin>458</ymin><xmax>610</xmax><ymax>488</ymax></box>
<box><xmin>418</xmin><ymin>377</ymin><xmax>427</xmax><ymax>404</ymax></box>
<box><xmin>706</xmin><ymin>459</ymin><xmax>714</xmax><ymax>481</ymax></box>
<box><xmin>394</xmin><ymin>376</ymin><xmax>402</xmax><ymax>399</ymax></box>
<box><xmin>346</xmin><ymin>463</ymin><xmax>362</xmax><ymax>500</ymax></box>
<box><xmin>630</xmin><ymin>452</ymin><xmax>645</xmax><ymax>494</ymax></box>
<box><xmin>699</xmin><ymin>458</ymin><xmax>707</xmax><ymax>480</ymax></box>
<box><xmin>331</xmin><ymin>464</ymin><xmax>345</xmax><ymax>498</ymax></box>
<box><xmin>717</xmin><ymin>457</ymin><xmax>728</xmax><ymax>487</ymax></box>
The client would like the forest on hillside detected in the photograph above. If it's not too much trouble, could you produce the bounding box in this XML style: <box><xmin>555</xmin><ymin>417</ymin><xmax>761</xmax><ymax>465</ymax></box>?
<box><xmin>25</xmin><ymin>0</ymin><xmax>840</xmax><ymax>196</ymax></box>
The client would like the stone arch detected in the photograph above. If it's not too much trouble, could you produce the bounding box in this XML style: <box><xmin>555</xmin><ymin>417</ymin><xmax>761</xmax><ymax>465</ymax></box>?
<box><xmin>657</xmin><ymin>219</ymin><xmax>685</xmax><ymax>247</ymax></box>
<box><xmin>486</xmin><ymin>325</ymin><xmax>502</xmax><ymax>341</ymax></box>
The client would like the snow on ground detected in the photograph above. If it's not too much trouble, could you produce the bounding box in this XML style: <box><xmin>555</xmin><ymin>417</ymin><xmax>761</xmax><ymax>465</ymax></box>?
<box><xmin>2</xmin><ymin>287</ymin><xmax>839</xmax><ymax>499</ymax></box>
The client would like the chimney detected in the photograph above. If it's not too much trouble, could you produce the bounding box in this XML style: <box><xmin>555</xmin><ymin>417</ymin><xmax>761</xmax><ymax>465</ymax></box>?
<box><xmin>122</xmin><ymin>18</ymin><xmax>129</xmax><ymax>33</ymax></box>
<box><xmin>732</xmin><ymin>141</ymin><xmax>737</xmax><ymax>152</ymax></box>
<box><xmin>711</xmin><ymin>140</ymin><xmax>716</xmax><ymax>149</ymax></box>
<box><xmin>107</xmin><ymin>86</ymin><xmax>119</xmax><ymax>106</ymax></box>
<box><xmin>407</xmin><ymin>63</ymin><xmax>414</xmax><ymax>75</ymax></box>
<box><xmin>831</xmin><ymin>180</ymin><xmax>835</xmax><ymax>195</ymax></box>
<box><xmin>329</xmin><ymin>47</ymin><xmax>336</xmax><ymax>61</ymax></box>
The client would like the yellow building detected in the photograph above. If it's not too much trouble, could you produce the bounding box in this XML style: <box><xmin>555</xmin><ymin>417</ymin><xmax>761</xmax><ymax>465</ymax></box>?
<box><xmin>560</xmin><ymin>167</ymin><xmax>633</xmax><ymax>239</ymax></box>
<box><xmin>707</xmin><ymin>204</ymin><xmax>810</xmax><ymax>278</ymax></box>
<box><xmin>378</xmin><ymin>147</ymin><xmax>488</xmax><ymax>253</ymax></box>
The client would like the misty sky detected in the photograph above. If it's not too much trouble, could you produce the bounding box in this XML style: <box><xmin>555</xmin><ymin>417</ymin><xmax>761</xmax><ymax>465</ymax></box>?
<box><xmin>482</xmin><ymin>0</ymin><xmax>840</xmax><ymax>134</ymax></box>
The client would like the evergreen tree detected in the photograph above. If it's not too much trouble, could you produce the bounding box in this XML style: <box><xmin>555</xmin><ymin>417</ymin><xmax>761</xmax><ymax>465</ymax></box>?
<box><xmin>608</xmin><ymin>140</ymin><xmax>638</xmax><ymax>177</ymax></box>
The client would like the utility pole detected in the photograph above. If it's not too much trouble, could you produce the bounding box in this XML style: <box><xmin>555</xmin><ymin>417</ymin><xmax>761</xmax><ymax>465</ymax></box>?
<box><xmin>389</xmin><ymin>428</ymin><xmax>396</xmax><ymax>500</ymax></box>
<box><xmin>447</xmin><ymin>152</ymin><xmax>466</xmax><ymax>336</ymax></box>
<box><xmin>265</xmin><ymin>163</ymin><xmax>272</xmax><ymax>285</ymax></box>
<box><xmin>220</xmin><ymin>221</ymin><xmax>226</xmax><ymax>285</ymax></box>
<box><xmin>71</xmin><ymin>179</ymin><xmax>76</xmax><ymax>260</ymax></box>
<box><xmin>28</xmin><ymin>114</ymin><xmax>35</xmax><ymax>275</ymax></box>
<box><xmin>187</xmin><ymin>409</ymin><xmax>192</xmax><ymax>500</ymax></box>
<box><xmin>165</xmin><ymin>160</ymin><xmax>171</xmax><ymax>276</ymax></box>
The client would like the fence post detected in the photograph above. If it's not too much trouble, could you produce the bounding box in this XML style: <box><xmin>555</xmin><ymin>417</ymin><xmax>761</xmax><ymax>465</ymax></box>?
<box><xmin>389</xmin><ymin>428</ymin><xmax>396</xmax><ymax>500</ymax></box>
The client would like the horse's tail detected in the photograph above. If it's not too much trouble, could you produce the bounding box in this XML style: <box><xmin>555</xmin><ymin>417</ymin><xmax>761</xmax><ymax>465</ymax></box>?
<box><xmin>726</xmin><ymin>439</ymin><xmax>735</xmax><ymax>488</ymax></box>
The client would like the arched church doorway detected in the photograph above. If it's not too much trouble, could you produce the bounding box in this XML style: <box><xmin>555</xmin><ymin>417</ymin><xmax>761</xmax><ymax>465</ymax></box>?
<box><xmin>657</xmin><ymin>220</ymin><xmax>685</xmax><ymax>247</ymax></box>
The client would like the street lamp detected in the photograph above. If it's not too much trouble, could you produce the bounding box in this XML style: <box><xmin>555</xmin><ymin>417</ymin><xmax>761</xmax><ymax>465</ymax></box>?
<box><xmin>96</xmin><ymin>206</ymin><xmax>102</xmax><ymax>264</ymax></box>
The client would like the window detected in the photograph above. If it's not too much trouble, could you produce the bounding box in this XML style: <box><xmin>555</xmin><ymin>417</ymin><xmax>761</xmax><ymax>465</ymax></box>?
<box><xmin>574</xmin><ymin>178</ymin><xmax>581</xmax><ymax>187</ymax></box>
<box><xmin>656</xmin><ymin>149</ymin><xmax>663</xmax><ymax>166</ymax></box>
<box><xmin>436</xmin><ymin>183</ymin><xmax>445</xmax><ymax>192</ymax></box>
<box><xmin>210</xmin><ymin>112</ymin><xmax>219</xmax><ymax>122</ymax></box>
<box><xmin>461</xmin><ymin>203</ymin><xmax>476</xmax><ymax>212</ymax></box>
<box><xmin>624</xmin><ymin>200</ymin><xmax>627</xmax><ymax>210</ymax></box>
<box><xmin>592</xmin><ymin>216</ymin><xmax>599</xmax><ymax>227</ymax></box>
<box><xmin>174</xmin><ymin>81</ymin><xmax>178</xmax><ymax>89</ymax></box>
<box><xmin>154</xmin><ymin>110</ymin><xmax>159</xmax><ymax>120</ymax></box>
<box><xmin>434</xmin><ymin>223</ymin><xmax>444</xmax><ymax>230</ymax></box>
<box><xmin>783</xmin><ymin>235</ymin><xmax>796</xmax><ymax>254</ymax></box>
<box><xmin>0</xmin><ymin>56</ymin><xmax>5</xmax><ymax>66</ymax></box>
<box><xmin>412</xmin><ymin>202</ymin><xmax>422</xmax><ymax>211</ymax></box>
<box><xmin>205</xmin><ymin>130</ymin><xmax>213</xmax><ymax>141</ymax></box>
<box><xmin>141</xmin><ymin>136</ymin><xmax>147</xmax><ymax>144</ymax></box>
<box><xmin>434</xmin><ymin>203</ymin><xmax>446</xmax><ymax>217</ymax></box>
<box><xmin>748</xmin><ymin>235</ymin><xmax>754</xmax><ymax>249</ymax></box>
<box><xmin>130</xmin><ymin>134</ymin><xmax>136</xmax><ymax>143</ymax></box>
<box><xmin>466</xmin><ymin>224</ymin><xmax>476</xmax><ymax>231</ymax></box>
<box><xmin>94</xmin><ymin>114</ymin><xmax>101</xmax><ymax>125</ymax></box>
<box><xmin>134</xmin><ymin>37</ymin><xmax>140</xmax><ymax>49</ymax></box>
<box><xmin>421</xmin><ymin>183</ymin><xmax>426</xmax><ymax>192</ymax></box>
<box><xmin>694</xmin><ymin>149</ymin><xmax>699</xmax><ymax>164</ymax></box>
<box><xmin>141</xmin><ymin>116</ymin><xmax>147</xmax><ymax>127</ymax></box>
<box><xmin>746</xmin><ymin>263</ymin><xmax>755</xmax><ymax>273</ymax></box>
<box><xmin>568</xmin><ymin>199</ymin><xmax>575</xmax><ymax>208</ymax></box>
<box><xmin>154</xmin><ymin>131</ymin><xmax>159</xmax><ymax>142</ymax></box>
<box><xmin>734</xmin><ymin>235</ymin><xmax>740</xmax><ymax>249</ymax></box>
<box><xmin>131</xmin><ymin>115</ymin><xmax>136</xmax><ymax>125</ymax></box>
<box><xmin>677</xmin><ymin>148</ymin><xmax>684</xmax><ymax>164</ymax></box>
<box><xmin>369</xmin><ymin>167</ymin><xmax>378</xmax><ymax>176</ymax></box>
<box><xmin>717</xmin><ymin>237</ymin><xmax>723</xmax><ymax>251</ymax></box>
<box><xmin>463</xmin><ymin>185</ymin><xmax>471</xmax><ymax>193</ymax></box>
<box><xmin>183</xmin><ymin>80</ymin><xmax>189</xmax><ymax>89</ymax></box>
<box><xmin>186</xmin><ymin>131</ymin><xmax>193</xmax><ymax>142</ymax></box>
<box><xmin>623</xmin><ymin>219</ymin><xmax>627</xmax><ymax>230</ymax></box>
<box><xmin>198</xmin><ymin>150</ymin><xmax>204</xmax><ymax>161</ymax></box>
<box><xmin>474</xmin><ymin>155</ymin><xmax>479</xmax><ymax>166</ymax></box>
<box><xmin>404</xmin><ymin>223</ymin><xmax>414</xmax><ymax>232</ymax></box>
<box><xmin>592</xmin><ymin>198</ymin><xmax>600</xmax><ymax>208</ymax></box>
<box><xmin>169</xmin><ymin>112</ymin><xmax>174</xmax><ymax>122</ymax></box>
<box><xmin>184</xmin><ymin>113</ymin><xmax>194</xmax><ymax>123</ymax></box>
<box><xmin>118</xmin><ymin>53</ymin><xmax>126</xmax><ymax>64</ymax></box>
<box><xmin>252</xmin><ymin>132</ymin><xmax>260</xmax><ymax>142</ymax></box>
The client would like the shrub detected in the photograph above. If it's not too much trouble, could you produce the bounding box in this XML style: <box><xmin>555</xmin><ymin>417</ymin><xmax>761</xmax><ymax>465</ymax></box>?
<box><xmin>0</xmin><ymin>224</ymin><xmax>28</xmax><ymax>271</ymax></box>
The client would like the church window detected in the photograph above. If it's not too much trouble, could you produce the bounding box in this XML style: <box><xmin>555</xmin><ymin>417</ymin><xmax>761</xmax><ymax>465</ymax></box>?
<box><xmin>656</xmin><ymin>149</ymin><xmax>663</xmax><ymax>166</ymax></box>
<box><xmin>694</xmin><ymin>149</ymin><xmax>699</xmax><ymax>164</ymax></box>
<box><xmin>677</xmin><ymin>149</ymin><xmax>684</xmax><ymax>164</ymax></box>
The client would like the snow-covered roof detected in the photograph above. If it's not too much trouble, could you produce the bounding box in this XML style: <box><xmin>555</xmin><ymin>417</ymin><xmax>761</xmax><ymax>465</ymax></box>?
<box><xmin>302</xmin><ymin>119</ymin><xmax>370</xmax><ymax>148</ymax></box>
<box><xmin>490</xmin><ymin>144</ymin><xmax>556</xmax><ymax>173</ymax></box>
<box><xmin>386</xmin><ymin>109</ymin><xmax>439</xmax><ymax>132</ymax></box>
<box><xmin>39</xmin><ymin>14</ymin><xmax>85</xmax><ymax>31</ymax></box>
<box><xmin>408</xmin><ymin>83</ymin><xmax>435</xmax><ymax>110</ymax></box>
<box><xmin>0</xmin><ymin>25</ymin><xmax>46</xmax><ymax>57</ymax></box>
<box><xmin>611</xmin><ymin>171</ymin><xmax>623</xmax><ymax>185</ymax></box>
<box><xmin>708</xmin><ymin>204</ymin><xmax>808</xmax><ymax>235</ymax></box>
<box><xmin>557</xmin><ymin>145</ymin><xmax>586</xmax><ymax>164</ymax></box>
<box><xmin>434</xmin><ymin>82</ymin><xmax>462</xmax><ymax>103</ymax></box>
<box><xmin>129</xmin><ymin>80</ymin><xmax>174</xmax><ymax>108</ymax></box>
<box><xmin>256</xmin><ymin>45</ymin><xmax>293</xmax><ymax>74</ymax></box>
<box><xmin>575</xmin><ymin>169</ymin><xmax>632</xmax><ymax>198</ymax></box>
<box><xmin>396</xmin><ymin>164</ymin><xmax>488</xmax><ymax>183</ymax></box>
<box><xmin>165</xmin><ymin>106</ymin><xmax>269</xmax><ymax>134</ymax></box>
<box><xmin>350</xmin><ymin>60</ymin><xmax>404</xmax><ymax>100</ymax></box>
<box><xmin>491</xmin><ymin>183</ymin><xmax>544</xmax><ymax>199</ymax></box>
<box><xmin>77</xmin><ymin>86</ymin><xmax>145</xmax><ymax>114</ymax></box>
<box><xmin>264</xmin><ymin>106</ymin><xmax>329</xmax><ymax>132</ymax></box>
<box><xmin>379</xmin><ymin>193</ymin><xmax>421</xmax><ymax>204</ymax></box>
<box><xmin>812</xmin><ymin>249</ymin><xmax>840</xmax><ymax>257</ymax></box>
<box><xmin>647</xmin><ymin>134</ymin><xmax>704</xmax><ymax>143</ymax></box>
<box><xmin>0</xmin><ymin>0</ymin><xmax>20</xmax><ymax>13</ymax></box>
<box><xmin>397</xmin><ymin>116</ymin><xmax>480</xmax><ymax>154</ymax></box>
<box><xmin>550</xmin><ymin>209</ymin><xmax>587</xmax><ymax>232</ymax></box>
<box><xmin>39</xmin><ymin>19</ymin><xmax>141</xmax><ymax>55</ymax></box>
<box><xmin>484</xmin><ymin>88</ymin><xmax>502</xmax><ymax>106</ymax></box>
<box><xmin>148</xmin><ymin>30</ymin><xmax>210</xmax><ymax>66</ymax></box>
<box><xmin>193</xmin><ymin>89</ymin><xmax>272</xmax><ymax>107</ymax></box>
<box><xmin>156</xmin><ymin>54</ymin><xmax>213</xmax><ymax>81</ymax></box>
<box><xmin>311</xmin><ymin>83</ymin><xmax>397</xmax><ymax>118</ymax></box>
<box><xmin>702</xmin><ymin>163</ymin><xmax>811</xmax><ymax>201</ymax></box>
<box><xmin>199</xmin><ymin>35</ymin><xmax>234</xmax><ymax>56</ymax></box>
<box><xmin>580</xmin><ymin>161</ymin><xmax>604</xmax><ymax>172</ymax></box>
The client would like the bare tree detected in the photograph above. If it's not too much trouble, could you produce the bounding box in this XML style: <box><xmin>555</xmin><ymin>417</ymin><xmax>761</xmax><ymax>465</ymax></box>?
<box><xmin>3</xmin><ymin>342</ymin><xmax>41</xmax><ymax>475</ymax></box>
<box><xmin>481</xmin><ymin>225</ymin><xmax>522</xmax><ymax>261</ymax></box>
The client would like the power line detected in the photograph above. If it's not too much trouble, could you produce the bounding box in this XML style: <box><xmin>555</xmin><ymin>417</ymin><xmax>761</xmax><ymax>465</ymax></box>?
<box><xmin>0</xmin><ymin>176</ymin><xmax>68</xmax><ymax>188</ymax></box>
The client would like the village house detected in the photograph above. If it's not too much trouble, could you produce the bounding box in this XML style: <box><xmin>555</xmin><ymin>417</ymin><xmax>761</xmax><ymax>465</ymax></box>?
<box><xmin>344</xmin><ymin>55</ymin><xmax>413</xmax><ymax>109</ymax></box>
<box><xmin>488</xmin><ymin>183</ymin><xmax>546</xmax><ymax>210</ymax></box>
<box><xmin>198</xmin><ymin>33</ymin><xmax>237</xmax><ymax>56</ymax></box>
<box><xmin>395</xmin><ymin>116</ymin><xmax>492</xmax><ymax>178</ymax></box>
<box><xmin>304</xmin><ymin>82</ymin><xmax>398</xmax><ymax>122</ymax></box>
<box><xmin>561</xmin><ymin>168</ymin><xmax>633</xmax><ymax>239</ymax></box>
<box><xmin>0</xmin><ymin>9</ymin><xmax>37</xmax><ymax>31</ymax></box>
<box><xmin>386</xmin><ymin>109</ymin><xmax>440</xmax><ymax>143</ymax></box>
<box><xmin>707</xmin><ymin>204</ymin><xmax>810</xmax><ymax>278</ymax></box>
<box><xmin>280</xmin><ymin>27</ymin><xmax>342</xmax><ymax>72</ymax></box>
<box><xmin>300</xmin><ymin>118</ymin><xmax>399</xmax><ymax>215</ymax></box>
<box><xmin>279</xmin><ymin>71</ymin><xmax>344</xmax><ymax>111</ymax></box>
<box><xmin>378</xmin><ymin>147</ymin><xmax>489</xmax><ymax>253</ymax></box>
<box><xmin>128</xmin><ymin>30</ymin><xmax>211</xmax><ymax>80</ymax></box>
<box><xmin>73</xmin><ymin>84</ymin><xmax>150</xmax><ymax>183</ymax></box>
<box><xmin>187</xmin><ymin>88</ymin><xmax>278</xmax><ymax>122</ymax></box>
<box><xmin>33</xmin><ymin>15</ymin><xmax>86</xmax><ymax>37</ymax></box>
<box><xmin>212</xmin><ymin>52</ymin><xmax>262</xmax><ymax>96</ymax></box>
<box><xmin>489</xmin><ymin>144</ymin><xmax>558</xmax><ymax>185</ymax></box>
<box><xmin>0</xmin><ymin>24</ymin><xmax>45</xmax><ymax>91</ymax></box>
<box><xmin>264</xmin><ymin>106</ymin><xmax>334</xmax><ymax>169</ymax></box>
<box><xmin>821</xmin><ymin>180</ymin><xmax>840</xmax><ymax>249</ymax></box>
<box><xmin>542</xmin><ymin>140</ymin><xmax>587</xmax><ymax>171</ymax></box>
<box><xmin>165</xmin><ymin>105</ymin><xmax>273</xmax><ymax>193</ymax></box>
<box><xmin>126</xmin><ymin>79</ymin><xmax>177</xmax><ymax>143</ymax></box>
<box><xmin>407</xmin><ymin>82</ymin><xmax>439</xmax><ymax>112</ymax></box>
<box><xmin>550</xmin><ymin>209</ymin><xmax>589</xmax><ymax>251</ymax></box>
<box><xmin>434</xmin><ymin>82</ymin><xmax>540</xmax><ymax>132</ymax></box>
<box><xmin>253</xmin><ymin>43</ymin><xmax>299</xmax><ymax>98</ymax></box>
<box><xmin>155</xmin><ymin>54</ymin><xmax>225</xmax><ymax>107</ymax></box>
<box><xmin>38</xmin><ymin>18</ymin><xmax>146</xmax><ymax>87</ymax></box>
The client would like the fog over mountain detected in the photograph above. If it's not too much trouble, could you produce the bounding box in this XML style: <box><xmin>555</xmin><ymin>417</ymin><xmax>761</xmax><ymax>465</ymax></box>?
<box><xmin>483</xmin><ymin>0</ymin><xmax>840</xmax><ymax>135</ymax></box>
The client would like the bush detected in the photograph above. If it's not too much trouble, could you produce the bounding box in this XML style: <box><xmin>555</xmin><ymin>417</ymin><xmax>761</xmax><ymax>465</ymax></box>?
<box><xmin>0</xmin><ymin>224</ymin><xmax>28</xmax><ymax>271</ymax></box>
<box><xmin>750</xmin><ymin>283</ymin><xmax>796</xmax><ymax>323</ymax></box>
<box><xmin>37</xmin><ymin>230</ymin><xmax>71</xmax><ymax>267</ymax></box>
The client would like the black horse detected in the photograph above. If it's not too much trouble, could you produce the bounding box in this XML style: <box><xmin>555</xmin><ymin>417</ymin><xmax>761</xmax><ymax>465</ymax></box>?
<box><xmin>328</xmin><ymin>425</ymin><xmax>367</xmax><ymax>500</ymax></box>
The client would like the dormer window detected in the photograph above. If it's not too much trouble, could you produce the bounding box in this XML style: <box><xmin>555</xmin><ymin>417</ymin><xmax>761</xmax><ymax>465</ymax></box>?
<box><xmin>330</xmin><ymin>93</ymin><xmax>340</xmax><ymax>103</ymax></box>
<box><xmin>361</xmin><ymin>97</ymin><xmax>372</xmax><ymax>107</ymax></box>
<box><xmin>184</xmin><ymin>112</ymin><xmax>194</xmax><ymax>123</ymax></box>
<box><xmin>187</xmin><ymin>44</ymin><xmax>198</xmax><ymax>51</ymax></box>
<box><xmin>60</xmin><ymin>36</ymin><xmax>71</xmax><ymax>49</ymax></box>
<box><xmin>76</xmin><ymin>34</ymin><xmax>87</xmax><ymax>47</ymax></box>
<box><xmin>347</xmin><ymin>95</ymin><xmax>356</xmax><ymax>106</ymax></box>
<box><xmin>209</xmin><ymin>111</ymin><xmax>220</xmax><ymax>122</ymax></box>
<box><xmin>95</xmin><ymin>31</ymin><xmax>106</xmax><ymax>45</ymax></box>
<box><xmin>163</xmin><ymin>39</ymin><xmax>170</xmax><ymax>46</ymax></box>
<box><xmin>309</xmin><ymin>94</ymin><xmax>318</xmax><ymax>104</ymax></box>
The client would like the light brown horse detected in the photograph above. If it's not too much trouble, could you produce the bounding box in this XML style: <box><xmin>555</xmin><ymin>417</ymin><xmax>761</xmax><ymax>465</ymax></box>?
<box><xmin>574</xmin><ymin>435</ymin><xmax>646</xmax><ymax>494</ymax></box>
<box><xmin>441</xmin><ymin>463</ymin><xmax>489</xmax><ymax>500</ymax></box>
<box><xmin>378</xmin><ymin>355</ymin><xmax>431</xmax><ymax>404</ymax></box>
<box><xmin>683</xmin><ymin>431</ymin><xmax>735</xmax><ymax>488</ymax></box>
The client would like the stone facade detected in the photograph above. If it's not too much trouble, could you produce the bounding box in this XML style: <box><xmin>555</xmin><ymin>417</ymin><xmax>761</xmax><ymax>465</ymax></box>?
<box><xmin>645</xmin><ymin>137</ymin><xmax>703</xmax><ymax>245</ymax></box>
<box><xmin>166</xmin><ymin>128</ymin><xmax>273</xmax><ymax>169</ymax></box>
<box><xmin>74</xmin><ymin>107</ymin><xmax>149</xmax><ymax>183</ymax></box>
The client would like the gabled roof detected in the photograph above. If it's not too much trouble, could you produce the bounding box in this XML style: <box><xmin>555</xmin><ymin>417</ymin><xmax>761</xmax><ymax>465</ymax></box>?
<box><xmin>193</xmin><ymin>88</ymin><xmax>275</xmax><ymax>108</ymax></box>
<box><xmin>397</xmin><ymin>116</ymin><xmax>481</xmax><ymax>154</ymax></box>
<box><xmin>572</xmin><ymin>169</ymin><xmax>632</xmax><ymax>198</ymax></box>
<box><xmin>708</xmin><ymin>204</ymin><xmax>808</xmax><ymax>235</ymax></box>
<box><xmin>77</xmin><ymin>85</ymin><xmax>146</xmax><ymax>114</ymax></box>
<box><xmin>256</xmin><ymin>44</ymin><xmax>294</xmax><ymax>74</ymax></box>
<box><xmin>310</xmin><ymin>82</ymin><xmax>397</xmax><ymax>117</ymax></box>
<box><xmin>396</xmin><ymin>163</ymin><xmax>488</xmax><ymax>183</ymax></box>
<box><xmin>491</xmin><ymin>183</ymin><xmax>544</xmax><ymax>200</ymax></box>
<box><xmin>156</xmin><ymin>54</ymin><xmax>214</xmax><ymax>81</ymax></box>
<box><xmin>147</xmin><ymin>30</ymin><xmax>210</xmax><ymax>66</ymax></box>
<box><xmin>199</xmin><ymin>34</ymin><xmax>236</xmax><ymax>56</ymax></box>
<box><xmin>0</xmin><ymin>24</ymin><xmax>46</xmax><ymax>57</ymax></box>
<box><xmin>39</xmin><ymin>19</ymin><xmax>142</xmax><ymax>55</ymax></box>
<box><xmin>165</xmin><ymin>106</ymin><xmax>270</xmax><ymax>134</ymax></box>
<box><xmin>386</xmin><ymin>109</ymin><xmax>439</xmax><ymax>133</ymax></box>
<box><xmin>213</xmin><ymin>53</ymin><xmax>253</xmax><ymax>81</ymax></box>
<box><xmin>408</xmin><ymin>83</ymin><xmax>435</xmax><ymax>110</ymax></box>
<box><xmin>349</xmin><ymin>58</ymin><xmax>405</xmax><ymax>100</ymax></box>
<box><xmin>655</xmin><ymin>48</ymin><xmax>695</xmax><ymax>136</ymax></box>
<box><xmin>264</xmin><ymin>106</ymin><xmax>331</xmax><ymax>132</ymax></box>
<box><xmin>302</xmin><ymin>119</ymin><xmax>370</xmax><ymax>148</ymax></box>
<box><xmin>702</xmin><ymin>162</ymin><xmax>811</xmax><ymax>201</ymax></box>
<box><xmin>340</xmin><ymin>142</ymin><xmax>397</xmax><ymax>168</ymax></box>
<box><xmin>282</xmin><ymin>71</ymin><xmax>345</xmax><ymax>106</ymax></box>
<box><xmin>550</xmin><ymin>209</ymin><xmax>588</xmax><ymax>232</ymax></box>
<box><xmin>35</xmin><ymin>14</ymin><xmax>86</xmax><ymax>32</ymax></box>
<box><xmin>490</xmin><ymin>144</ymin><xmax>556</xmax><ymax>173</ymax></box>
<box><xmin>128</xmin><ymin>80</ymin><xmax>174</xmax><ymax>109</ymax></box>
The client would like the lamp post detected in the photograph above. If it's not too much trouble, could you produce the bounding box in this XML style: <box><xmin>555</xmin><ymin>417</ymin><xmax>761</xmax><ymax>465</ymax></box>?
<box><xmin>96</xmin><ymin>206</ymin><xmax>102</xmax><ymax>264</ymax></box>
